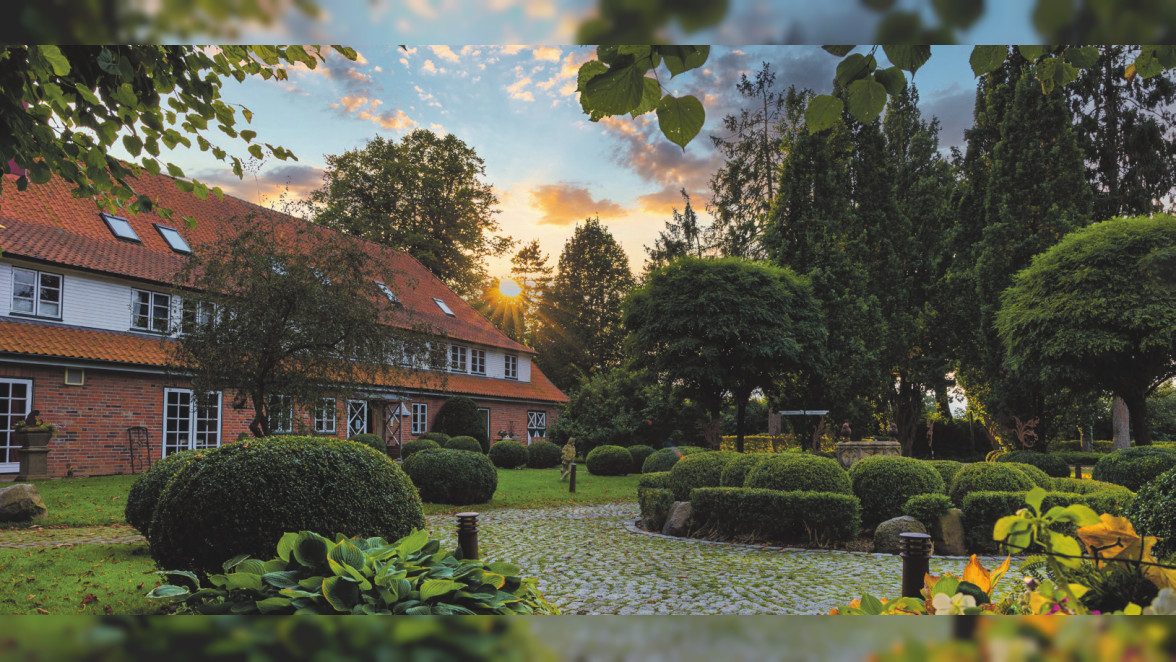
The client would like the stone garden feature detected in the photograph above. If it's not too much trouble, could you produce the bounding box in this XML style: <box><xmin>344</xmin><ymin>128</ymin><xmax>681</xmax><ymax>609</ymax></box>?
<box><xmin>0</xmin><ymin>483</ymin><xmax>47</xmax><ymax>522</ymax></box>
<box><xmin>834</xmin><ymin>439</ymin><xmax>902</xmax><ymax>470</ymax></box>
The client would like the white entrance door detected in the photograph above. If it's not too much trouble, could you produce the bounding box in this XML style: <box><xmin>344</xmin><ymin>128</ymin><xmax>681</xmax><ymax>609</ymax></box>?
<box><xmin>347</xmin><ymin>400</ymin><xmax>369</xmax><ymax>438</ymax></box>
<box><xmin>162</xmin><ymin>389</ymin><xmax>222</xmax><ymax>458</ymax></box>
<box><xmin>0</xmin><ymin>379</ymin><xmax>33</xmax><ymax>473</ymax></box>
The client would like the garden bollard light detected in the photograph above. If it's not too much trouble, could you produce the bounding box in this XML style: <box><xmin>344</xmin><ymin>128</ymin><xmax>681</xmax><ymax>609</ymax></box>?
<box><xmin>1075</xmin><ymin>463</ymin><xmax>1083</xmax><ymax>479</ymax></box>
<box><xmin>456</xmin><ymin>512</ymin><xmax>479</xmax><ymax>560</ymax></box>
<box><xmin>899</xmin><ymin>532</ymin><xmax>933</xmax><ymax>599</ymax></box>
<box><xmin>569</xmin><ymin>463</ymin><xmax>576</xmax><ymax>493</ymax></box>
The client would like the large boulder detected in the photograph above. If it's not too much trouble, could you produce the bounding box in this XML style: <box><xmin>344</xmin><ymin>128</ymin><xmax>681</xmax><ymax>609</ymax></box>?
<box><xmin>0</xmin><ymin>484</ymin><xmax>47</xmax><ymax>522</ymax></box>
<box><xmin>932</xmin><ymin>508</ymin><xmax>967</xmax><ymax>556</ymax></box>
<box><xmin>661</xmin><ymin>501</ymin><xmax>693</xmax><ymax>537</ymax></box>
<box><xmin>873</xmin><ymin>515</ymin><xmax>928</xmax><ymax>555</ymax></box>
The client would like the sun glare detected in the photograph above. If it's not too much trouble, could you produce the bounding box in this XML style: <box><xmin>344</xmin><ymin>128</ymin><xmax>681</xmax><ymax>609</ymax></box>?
<box><xmin>499</xmin><ymin>277</ymin><xmax>522</xmax><ymax>298</ymax></box>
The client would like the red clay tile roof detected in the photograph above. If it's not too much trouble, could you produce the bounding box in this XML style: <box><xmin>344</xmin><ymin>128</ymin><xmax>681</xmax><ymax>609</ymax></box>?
<box><xmin>0</xmin><ymin>171</ymin><xmax>534</xmax><ymax>356</ymax></box>
<box><xmin>0</xmin><ymin>318</ymin><xmax>568</xmax><ymax>403</ymax></box>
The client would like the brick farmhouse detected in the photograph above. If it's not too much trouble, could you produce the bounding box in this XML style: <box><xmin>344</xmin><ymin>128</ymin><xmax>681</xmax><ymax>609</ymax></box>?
<box><xmin>0</xmin><ymin>170</ymin><xmax>566</xmax><ymax>477</ymax></box>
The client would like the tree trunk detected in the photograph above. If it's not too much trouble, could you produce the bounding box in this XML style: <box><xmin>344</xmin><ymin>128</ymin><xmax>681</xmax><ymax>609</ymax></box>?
<box><xmin>767</xmin><ymin>394</ymin><xmax>781</xmax><ymax>436</ymax></box>
<box><xmin>702</xmin><ymin>415</ymin><xmax>721</xmax><ymax>450</ymax></box>
<box><xmin>894</xmin><ymin>378</ymin><xmax>922</xmax><ymax>457</ymax></box>
<box><xmin>1121</xmin><ymin>390</ymin><xmax>1152</xmax><ymax>446</ymax></box>
<box><xmin>735</xmin><ymin>395</ymin><xmax>747</xmax><ymax>453</ymax></box>
<box><xmin>1112</xmin><ymin>395</ymin><xmax>1131</xmax><ymax>449</ymax></box>
<box><xmin>248</xmin><ymin>392</ymin><xmax>270</xmax><ymax>438</ymax></box>
<box><xmin>935</xmin><ymin>383</ymin><xmax>954</xmax><ymax>421</ymax></box>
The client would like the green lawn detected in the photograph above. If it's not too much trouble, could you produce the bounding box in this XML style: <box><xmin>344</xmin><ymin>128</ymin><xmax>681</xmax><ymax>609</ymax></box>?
<box><xmin>4</xmin><ymin>474</ymin><xmax>138</xmax><ymax>529</ymax></box>
<box><xmin>422</xmin><ymin>466</ymin><xmax>640</xmax><ymax>515</ymax></box>
<box><xmin>0</xmin><ymin>543</ymin><xmax>156</xmax><ymax>615</ymax></box>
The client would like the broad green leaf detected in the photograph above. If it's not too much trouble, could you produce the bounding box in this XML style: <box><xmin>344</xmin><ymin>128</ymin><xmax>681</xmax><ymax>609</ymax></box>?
<box><xmin>1049</xmin><ymin>531</ymin><xmax>1083</xmax><ymax>568</ymax></box>
<box><xmin>121</xmin><ymin>135</ymin><xmax>142</xmax><ymax>157</ymax></box>
<box><xmin>873</xmin><ymin>66</ymin><xmax>906</xmax><ymax>96</ymax></box>
<box><xmin>618</xmin><ymin>45</ymin><xmax>654</xmax><ymax>71</ymax></box>
<box><xmin>822</xmin><ymin>45</ymin><xmax>856</xmax><ymax>57</ymax></box>
<box><xmin>805</xmin><ymin>95</ymin><xmax>844</xmax><ymax>134</ymax></box>
<box><xmin>222</xmin><ymin>553</ymin><xmax>250</xmax><ymax>572</ymax></box>
<box><xmin>847</xmin><ymin>77</ymin><xmax>887</xmax><ymax>123</ymax></box>
<box><xmin>293</xmin><ymin>531</ymin><xmax>329</xmax><ymax>567</ymax></box>
<box><xmin>882</xmin><ymin>45</ymin><xmax>931</xmax><ymax>73</ymax></box>
<box><xmin>630</xmin><ymin>77</ymin><xmax>661</xmax><ymax>118</ymax></box>
<box><xmin>1024</xmin><ymin>487</ymin><xmax>1046</xmax><ymax>515</ymax></box>
<box><xmin>1135</xmin><ymin>48</ymin><xmax>1165</xmax><ymax>79</ymax></box>
<box><xmin>858</xmin><ymin>593</ymin><xmax>885</xmax><ymax>615</ymax></box>
<box><xmin>236</xmin><ymin>558</ymin><xmax>267</xmax><ymax>575</ymax></box>
<box><xmin>1154</xmin><ymin>46</ymin><xmax>1176</xmax><ymax>69</ymax></box>
<box><xmin>35</xmin><ymin>46</ymin><xmax>71</xmax><ymax>76</ymax></box>
<box><xmin>328</xmin><ymin>538</ymin><xmax>367</xmax><ymax>573</ymax></box>
<box><xmin>931</xmin><ymin>0</ymin><xmax>983</xmax><ymax>27</ymax></box>
<box><xmin>835</xmin><ymin>53</ymin><xmax>874</xmax><ymax>87</ymax></box>
<box><xmin>1064</xmin><ymin>46</ymin><xmax>1100</xmax><ymax>69</ymax></box>
<box><xmin>970</xmin><ymin>45</ymin><xmax>1008</xmax><ymax>76</ymax></box>
<box><xmin>262</xmin><ymin>570</ymin><xmax>301</xmax><ymax>589</ymax></box>
<box><xmin>420</xmin><ymin>579</ymin><xmax>463</xmax><ymax>601</ymax></box>
<box><xmin>658</xmin><ymin>46</ymin><xmax>709</xmax><ymax>77</ymax></box>
<box><xmin>145</xmin><ymin>585</ymin><xmax>189</xmax><ymax>600</ymax></box>
<box><xmin>1018</xmin><ymin>45</ymin><xmax>1050</xmax><ymax>62</ymax></box>
<box><xmin>486</xmin><ymin>562</ymin><xmax>520</xmax><ymax>576</ymax></box>
<box><xmin>993</xmin><ymin>515</ymin><xmax>1020</xmax><ymax>544</ymax></box>
<box><xmin>656</xmin><ymin>94</ymin><xmax>705</xmax><ymax>149</ymax></box>
<box><xmin>255</xmin><ymin>597</ymin><xmax>292</xmax><ymax>614</ymax></box>
<box><xmin>224</xmin><ymin>572</ymin><xmax>264</xmax><ymax>591</ymax></box>
<box><xmin>156</xmin><ymin>569</ymin><xmax>200</xmax><ymax>586</ymax></box>
<box><xmin>1032</xmin><ymin>0</ymin><xmax>1074</xmax><ymax>36</ymax></box>
<box><xmin>396</xmin><ymin>529</ymin><xmax>430</xmax><ymax>558</ymax></box>
<box><xmin>931</xmin><ymin>576</ymin><xmax>960</xmax><ymax>597</ymax></box>
<box><xmin>276</xmin><ymin>532</ymin><xmax>298</xmax><ymax>562</ymax></box>
<box><xmin>581</xmin><ymin>61</ymin><xmax>644</xmax><ymax>115</ymax></box>
<box><xmin>1124</xmin><ymin>602</ymin><xmax>1143</xmax><ymax>615</ymax></box>
<box><xmin>1061</xmin><ymin>503</ymin><xmax>1100</xmax><ymax>526</ymax></box>
<box><xmin>322</xmin><ymin>576</ymin><xmax>360</xmax><ymax>612</ymax></box>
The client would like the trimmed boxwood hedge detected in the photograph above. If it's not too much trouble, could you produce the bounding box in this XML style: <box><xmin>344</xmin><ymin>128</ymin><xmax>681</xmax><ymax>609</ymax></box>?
<box><xmin>927</xmin><ymin>460</ymin><xmax>965</xmax><ymax>488</ymax></box>
<box><xmin>445</xmin><ymin>436</ymin><xmax>484</xmax><ymax>454</ymax></box>
<box><xmin>638</xmin><ymin>471</ymin><xmax>670</xmax><ymax>490</ymax></box>
<box><xmin>690</xmin><ymin>487</ymin><xmax>861</xmax><ymax>545</ymax></box>
<box><xmin>148</xmin><ymin>437</ymin><xmax>425</xmax><ymax>575</ymax></box>
<box><xmin>902</xmin><ymin>493</ymin><xmax>954</xmax><ymax>530</ymax></box>
<box><xmin>1124</xmin><ymin>466</ymin><xmax>1176</xmax><ymax>559</ymax></box>
<box><xmin>1054</xmin><ymin>451</ymin><xmax>1103</xmax><ymax>468</ymax></box>
<box><xmin>488</xmin><ymin>439</ymin><xmax>529</xmax><ymax>468</ymax></box>
<box><xmin>586</xmin><ymin>445</ymin><xmax>632</xmax><ymax>476</ymax></box>
<box><xmin>433</xmin><ymin>397</ymin><xmax>490</xmax><ymax>452</ymax></box>
<box><xmin>349</xmin><ymin>434</ymin><xmax>385</xmax><ymax>454</ymax></box>
<box><xmin>402</xmin><ymin>448</ymin><xmax>498</xmax><ymax>505</ymax></box>
<box><xmin>526</xmin><ymin>440</ymin><xmax>562</xmax><ymax>469</ymax></box>
<box><xmin>667</xmin><ymin>450</ymin><xmax>740</xmax><ymax>501</ymax></box>
<box><xmin>962</xmin><ymin>488</ymin><xmax>1137</xmax><ymax>554</ymax></box>
<box><xmin>401</xmin><ymin>438</ymin><xmax>440</xmax><ymax>460</ymax></box>
<box><xmin>124</xmin><ymin>449</ymin><xmax>199</xmax><ymax>538</ymax></box>
<box><xmin>1002</xmin><ymin>462</ymin><xmax>1054</xmax><ymax>489</ymax></box>
<box><xmin>416</xmin><ymin>432</ymin><xmax>451</xmax><ymax>444</ymax></box>
<box><xmin>640</xmin><ymin>445</ymin><xmax>708</xmax><ymax>473</ymax></box>
<box><xmin>848</xmin><ymin>455</ymin><xmax>946</xmax><ymax>529</ymax></box>
<box><xmin>996</xmin><ymin>450</ymin><xmax>1071</xmax><ymax>478</ymax></box>
<box><xmin>948</xmin><ymin>463</ymin><xmax>1034</xmax><ymax>506</ymax></box>
<box><xmin>744</xmin><ymin>454</ymin><xmax>852</xmax><ymax>495</ymax></box>
<box><xmin>720</xmin><ymin>453</ymin><xmax>768</xmax><ymax>487</ymax></box>
<box><xmin>638</xmin><ymin>487</ymin><xmax>675</xmax><ymax>532</ymax></box>
<box><xmin>627</xmin><ymin>445</ymin><xmax>656</xmax><ymax>474</ymax></box>
<box><xmin>1092</xmin><ymin>446</ymin><xmax>1176</xmax><ymax>492</ymax></box>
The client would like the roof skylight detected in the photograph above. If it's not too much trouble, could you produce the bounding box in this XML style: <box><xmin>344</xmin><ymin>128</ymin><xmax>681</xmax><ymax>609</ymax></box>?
<box><xmin>100</xmin><ymin>213</ymin><xmax>140</xmax><ymax>243</ymax></box>
<box><xmin>433</xmin><ymin>297</ymin><xmax>455</xmax><ymax>316</ymax></box>
<box><xmin>375</xmin><ymin>281</ymin><xmax>400</xmax><ymax>304</ymax></box>
<box><xmin>154</xmin><ymin>224</ymin><xmax>191</xmax><ymax>254</ymax></box>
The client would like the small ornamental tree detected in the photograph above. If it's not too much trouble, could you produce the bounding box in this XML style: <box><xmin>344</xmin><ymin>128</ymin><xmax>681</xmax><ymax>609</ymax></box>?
<box><xmin>997</xmin><ymin>215</ymin><xmax>1176</xmax><ymax>446</ymax></box>
<box><xmin>623</xmin><ymin>257</ymin><xmax>826</xmax><ymax>452</ymax></box>
<box><xmin>433</xmin><ymin>396</ymin><xmax>489</xmax><ymax>452</ymax></box>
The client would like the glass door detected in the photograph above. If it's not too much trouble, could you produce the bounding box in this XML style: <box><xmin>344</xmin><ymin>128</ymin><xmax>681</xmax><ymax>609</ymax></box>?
<box><xmin>0</xmin><ymin>379</ymin><xmax>32</xmax><ymax>473</ymax></box>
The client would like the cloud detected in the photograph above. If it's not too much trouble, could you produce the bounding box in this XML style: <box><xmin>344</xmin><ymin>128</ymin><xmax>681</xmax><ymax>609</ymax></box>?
<box><xmin>422</xmin><ymin>60</ymin><xmax>439</xmax><ymax>74</ymax></box>
<box><xmin>536</xmin><ymin>49</ymin><xmax>594</xmax><ymax>97</ymax></box>
<box><xmin>529</xmin><ymin>183</ymin><xmax>628</xmax><ymax>225</ymax></box>
<box><xmin>598</xmin><ymin>115</ymin><xmax>716</xmax><ymax>200</ymax></box>
<box><xmin>532</xmin><ymin>46</ymin><xmax>561</xmax><ymax>62</ymax></box>
<box><xmin>404</xmin><ymin>0</ymin><xmax>438</xmax><ymax>19</ymax></box>
<box><xmin>335</xmin><ymin>95</ymin><xmax>369</xmax><ymax>112</ymax></box>
<box><xmin>636</xmin><ymin>185</ymin><xmax>693</xmax><ymax>216</ymax></box>
<box><xmin>920</xmin><ymin>82</ymin><xmax>975</xmax><ymax>152</ymax></box>
<box><xmin>332</xmin><ymin>96</ymin><xmax>418</xmax><ymax>131</ymax></box>
<box><xmin>498</xmin><ymin>45</ymin><xmax>526</xmax><ymax>55</ymax></box>
<box><xmin>193</xmin><ymin>163</ymin><xmax>324</xmax><ymax>207</ymax></box>
<box><xmin>507</xmin><ymin>77</ymin><xmax>534</xmax><ymax>102</ymax></box>
<box><xmin>429</xmin><ymin>45</ymin><xmax>460</xmax><ymax>63</ymax></box>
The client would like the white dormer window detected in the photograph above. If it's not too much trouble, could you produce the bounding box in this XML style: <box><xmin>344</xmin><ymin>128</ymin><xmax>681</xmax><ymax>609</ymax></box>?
<box><xmin>154</xmin><ymin>223</ymin><xmax>191</xmax><ymax>254</ymax></box>
<box><xmin>433</xmin><ymin>297</ymin><xmax>455</xmax><ymax>316</ymax></box>
<box><xmin>504</xmin><ymin>355</ymin><xmax>518</xmax><ymax>380</ymax></box>
<box><xmin>470</xmin><ymin>349</ymin><xmax>486</xmax><ymax>375</ymax></box>
<box><xmin>375</xmin><ymin>281</ymin><xmax>400</xmax><ymax>304</ymax></box>
<box><xmin>131</xmin><ymin>289</ymin><xmax>171</xmax><ymax>333</ymax></box>
<box><xmin>100</xmin><ymin>213</ymin><xmax>140</xmax><ymax>242</ymax></box>
<box><xmin>449</xmin><ymin>345</ymin><xmax>468</xmax><ymax>372</ymax></box>
<box><xmin>11</xmin><ymin>268</ymin><xmax>62</xmax><ymax>319</ymax></box>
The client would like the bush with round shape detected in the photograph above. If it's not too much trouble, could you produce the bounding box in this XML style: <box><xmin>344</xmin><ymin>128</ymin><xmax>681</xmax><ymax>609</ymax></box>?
<box><xmin>720</xmin><ymin>453</ymin><xmax>768</xmax><ymax>487</ymax></box>
<box><xmin>349</xmin><ymin>433</ymin><xmax>385</xmax><ymax>454</ymax></box>
<box><xmin>432</xmin><ymin>397</ymin><xmax>490</xmax><ymax>452</ymax></box>
<box><xmin>402</xmin><ymin>448</ymin><xmax>497</xmax><ymax>505</ymax></box>
<box><xmin>1001</xmin><ymin>461</ymin><xmax>1053</xmax><ymax>489</ymax></box>
<box><xmin>401</xmin><ymin>438</ymin><xmax>440</xmax><ymax>460</ymax></box>
<box><xmin>627</xmin><ymin>444</ymin><xmax>656</xmax><ymax>473</ymax></box>
<box><xmin>996</xmin><ymin>450</ymin><xmax>1071</xmax><ymax>478</ymax></box>
<box><xmin>948</xmin><ymin>462</ymin><xmax>1035</xmax><ymax>506</ymax></box>
<box><xmin>445</xmin><ymin>436</ymin><xmax>483</xmax><ymax>453</ymax></box>
<box><xmin>902</xmin><ymin>493</ymin><xmax>955</xmax><ymax>530</ymax></box>
<box><xmin>124</xmin><ymin>449</ymin><xmax>199</xmax><ymax>538</ymax></box>
<box><xmin>667</xmin><ymin>450</ymin><xmax>740</xmax><ymax>501</ymax></box>
<box><xmin>488</xmin><ymin>439</ymin><xmax>528</xmax><ymax>469</ymax></box>
<box><xmin>744</xmin><ymin>453</ymin><xmax>852</xmax><ymax>495</ymax></box>
<box><xmin>1093</xmin><ymin>446</ymin><xmax>1176</xmax><ymax>492</ymax></box>
<box><xmin>586</xmin><ymin>445</ymin><xmax>633</xmax><ymax>476</ymax></box>
<box><xmin>848</xmin><ymin>455</ymin><xmax>947</xmax><ymax>529</ymax></box>
<box><xmin>526</xmin><ymin>440</ymin><xmax>561</xmax><ymax>469</ymax></box>
<box><xmin>148</xmin><ymin>436</ymin><xmax>425</xmax><ymax>575</ymax></box>
<box><xmin>927</xmin><ymin>460</ymin><xmax>964</xmax><ymax>488</ymax></box>
<box><xmin>640</xmin><ymin>445</ymin><xmax>708</xmax><ymax>473</ymax></box>
<box><xmin>416</xmin><ymin>431</ymin><xmax>451</xmax><ymax>445</ymax></box>
<box><xmin>1125</xmin><ymin>465</ymin><xmax>1176</xmax><ymax>560</ymax></box>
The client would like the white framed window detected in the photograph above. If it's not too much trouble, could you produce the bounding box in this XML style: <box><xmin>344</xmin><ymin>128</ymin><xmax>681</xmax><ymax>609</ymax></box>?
<box><xmin>504</xmin><ymin>355</ymin><xmax>518</xmax><ymax>380</ymax></box>
<box><xmin>180</xmin><ymin>298</ymin><xmax>215</xmax><ymax>335</ymax></box>
<box><xmin>477</xmin><ymin>407</ymin><xmax>490</xmax><ymax>440</ymax></box>
<box><xmin>268</xmin><ymin>394</ymin><xmax>293</xmax><ymax>434</ymax></box>
<box><xmin>131</xmin><ymin>289</ymin><xmax>171</xmax><ymax>333</ymax></box>
<box><xmin>411</xmin><ymin>402</ymin><xmax>428</xmax><ymax>435</ymax></box>
<box><xmin>11</xmin><ymin>268</ymin><xmax>62</xmax><ymax>319</ymax></box>
<box><xmin>314</xmin><ymin>398</ymin><xmax>337</xmax><ymax>435</ymax></box>
<box><xmin>154</xmin><ymin>223</ymin><xmax>192</xmax><ymax>254</ymax></box>
<box><xmin>470</xmin><ymin>349</ymin><xmax>486</xmax><ymax>375</ymax></box>
<box><xmin>100</xmin><ymin>213</ymin><xmax>141</xmax><ymax>242</ymax></box>
<box><xmin>347</xmin><ymin>400</ymin><xmax>369</xmax><ymax>437</ymax></box>
<box><xmin>449</xmin><ymin>345</ymin><xmax>468</xmax><ymax>373</ymax></box>
<box><xmin>527</xmin><ymin>410</ymin><xmax>547</xmax><ymax>442</ymax></box>
<box><xmin>163</xmin><ymin>388</ymin><xmax>222</xmax><ymax>457</ymax></box>
<box><xmin>0</xmin><ymin>379</ymin><xmax>32</xmax><ymax>472</ymax></box>
<box><xmin>433</xmin><ymin>297</ymin><xmax>455</xmax><ymax>316</ymax></box>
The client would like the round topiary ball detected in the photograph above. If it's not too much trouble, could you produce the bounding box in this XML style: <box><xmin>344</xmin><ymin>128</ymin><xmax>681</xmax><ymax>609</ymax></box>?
<box><xmin>849</xmin><ymin>456</ymin><xmax>947</xmax><ymax>529</ymax></box>
<box><xmin>1124</xmin><ymin>465</ymin><xmax>1176</xmax><ymax>559</ymax></box>
<box><xmin>902</xmin><ymin>493</ymin><xmax>955</xmax><ymax>530</ymax></box>
<box><xmin>948</xmin><ymin>462</ymin><xmax>1035</xmax><ymax>506</ymax></box>
<box><xmin>417</xmin><ymin>432</ymin><xmax>451</xmax><ymax>445</ymax></box>
<box><xmin>446</xmin><ymin>436</ymin><xmax>484</xmax><ymax>453</ymax></box>
<box><xmin>148</xmin><ymin>437</ymin><xmax>425</xmax><ymax>575</ymax></box>
<box><xmin>667</xmin><ymin>451</ymin><xmax>741</xmax><ymax>501</ymax></box>
<box><xmin>997</xmin><ymin>450</ymin><xmax>1071</xmax><ymax>478</ymax></box>
<box><xmin>1000</xmin><ymin>461</ymin><xmax>1053</xmax><ymax>489</ymax></box>
<box><xmin>1093</xmin><ymin>446</ymin><xmax>1176</xmax><ymax>492</ymax></box>
<box><xmin>627</xmin><ymin>445</ymin><xmax>656</xmax><ymax>474</ymax></box>
<box><xmin>433</xmin><ymin>397</ymin><xmax>490</xmax><ymax>452</ymax></box>
<box><xmin>641</xmin><ymin>446</ymin><xmax>708</xmax><ymax>473</ymax></box>
<box><xmin>349</xmin><ymin>433</ymin><xmax>385</xmax><ymax>454</ymax></box>
<box><xmin>526</xmin><ymin>440</ymin><xmax>561</xmax><ymax>469</ymax></box>
<box><xmin>124</xmin><ymin>449</ymin><xmax>199</xmax><ymax>538</ymax></box>
<box><xmin>744</xmin><ymin>453</ymin><xmax>852</xmax><ymax>495</ymax></box>
<box><xmin>401</xmin><ymin>438</ymin><xmax>441</xmax><ymax>460</ymax></box>
<box><xmin>586</xmin><ymin>445</ymin><xmax>633</xmax><ymax>476</ymax></box>
<box><xmin>402</xmin><ymin>448</ymin><xmax>498</xmax><ymax>505</ymax></box>
<box><xmin>719</xmin><ymin>453</ymin><xmax>768</xmax><ymax>487</ymax></box>
<box><xmin>927</xmin><ymin>460</ymin><xmax>965</xmax><ymax>488</ymax></box>
<box><xmin>488</xmin><ymin>439</ymin><xmax>529</xmax><ymax>469</ymax></box>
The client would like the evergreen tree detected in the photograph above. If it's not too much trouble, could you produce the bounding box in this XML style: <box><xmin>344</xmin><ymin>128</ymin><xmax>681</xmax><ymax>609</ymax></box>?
<box><xmin>643</xmin><ymin>189</ymin><xmax>707</xmax><ymax>275</ymax></box>
<box><xmin>507</xmin><ymin>239</ymin><xmax>553</xmax><ymax>347</ymax></box>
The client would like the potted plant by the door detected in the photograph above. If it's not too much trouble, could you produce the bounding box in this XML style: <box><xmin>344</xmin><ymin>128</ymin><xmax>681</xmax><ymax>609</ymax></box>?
<box><xmin>13</xmin><ymin>410</ymin><xmax>57</xmax><ymax>481</ymax></box>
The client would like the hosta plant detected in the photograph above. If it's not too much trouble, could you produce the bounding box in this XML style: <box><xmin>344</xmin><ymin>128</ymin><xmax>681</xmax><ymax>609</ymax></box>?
<box><xmin>147</xmin><ymin>529</ymin><xmax>559</xmax><ymax>615</ymax></box>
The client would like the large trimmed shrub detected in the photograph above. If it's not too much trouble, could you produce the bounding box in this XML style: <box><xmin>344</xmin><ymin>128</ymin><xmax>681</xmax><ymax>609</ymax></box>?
<box><xmin>1125</xmin><ymin>466</ymin><xmax>1176</xmax><ymax>559</ymax></box>
<box><xmin>526</xmin><ymin>440</ymin><xmax>561</xmax><ymax>469</ymax></box>
<box><xmin>690</xmin><ymin>487</ymin><xmax>861</xmax><ymax>545</ymax></box>
<box><xmin>744</xmin><ymin>454</ymin><xmax>852</xmax><ymax>495</ymax></box>
<box><xmin>586</xmin><ymin>445</ymin><xmax>632</xmax><ymax>476</ymax></box>
<box><xmin>432</xmin><ymin>397</ymin><xmax>489</xmax><ymax>452</ymax></box>
<box><xmin>417</xmin><ymin>432</ymin><xmax>451</xmax><ymax>444</ymax></box>
<box><xmin>640</xmin><ymin>446</ymin><xmax>708</xmax><ymax>473</ymax></box>
<box><xmin>445</xmin><ymin>436</ymin><xmax>483</xmax><ymax>453</ymax></box>
<box><xmin>1093</xmin><ymin>446</ymin><xmax>1176</xmax><ymax>491</ymax></box>
<box><xmin>124</xmin><ymin>450</ymin><xmax>199</xmax><ymax>538</ymax></box>
<box><xmin>349</xmin><ymin>433</ymin><xmax>385</xmax><ymax>454</ymax></box>
<box><xmin>1002</xmin><ymin>461</ymin><xmax>1053</xmax><ymax>489</ymax></box>
<box><xmin>638</xmin><ymin>487</ymin><xmax>675</xmax><ymax>532</ymax></box>
<box><xmin>627</xmin><ymin>445</ymin><xmax>656</xmax><ymax>473</ymax></box>
<box><xmin>996</xmin><ymin>450</ymin><xmax>1071</xmax><ymax>478</ymax></box>
<box><xmin>848</xmin><ymin>455</ymin><xmax>946</xmax><ymax>529</ymax></box>
<box><xmin>148</xmin><ymin>437</ymin><xmax>425</xmax><ymax>575</ymax></box>
<box><xmin>667</xmin><ymin>450</ymin><xmax>740</xmax><ymax>501</ymax></box>
<box><xmin>402</xmin><ymin>448</ymin><xmax>497</xmax><ymax>505</ymax></box>
<box><xmin>401</xmin><ymin>438</ymin><xmax>440</xmax><ymax>460</ymax></box>
<box><xmin>963</xmin><ymin>488</ymin><xmax>1137</xmax><ymax>554</ymax></box>
<box><xmin>1054</xmin><ymin>451</ymin><xmax>1103</xmax><ymax>467</ymax></box>
<box><xmin>720</xmin><ymin>453</ymin><xmax>767</xmax><ymax>487</ymax></box>
<box><xmin>948</xmin><ymin>462</ymin><xmax>1034</xmax><ymax>506</ymax></box>
<box><xmin>488</xmin><ymin>439</ymin><xmax>528</xmax><ymax>469</ymax></box>
<box><xmin>902</xmin><ymin>493</ymin><xmax>954</xmax><ymax>530</ymax></box>
<box><xmin>927</xmin><ymin>460</ymin><xmax>965</xmax><ymax>488</ymax></box>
